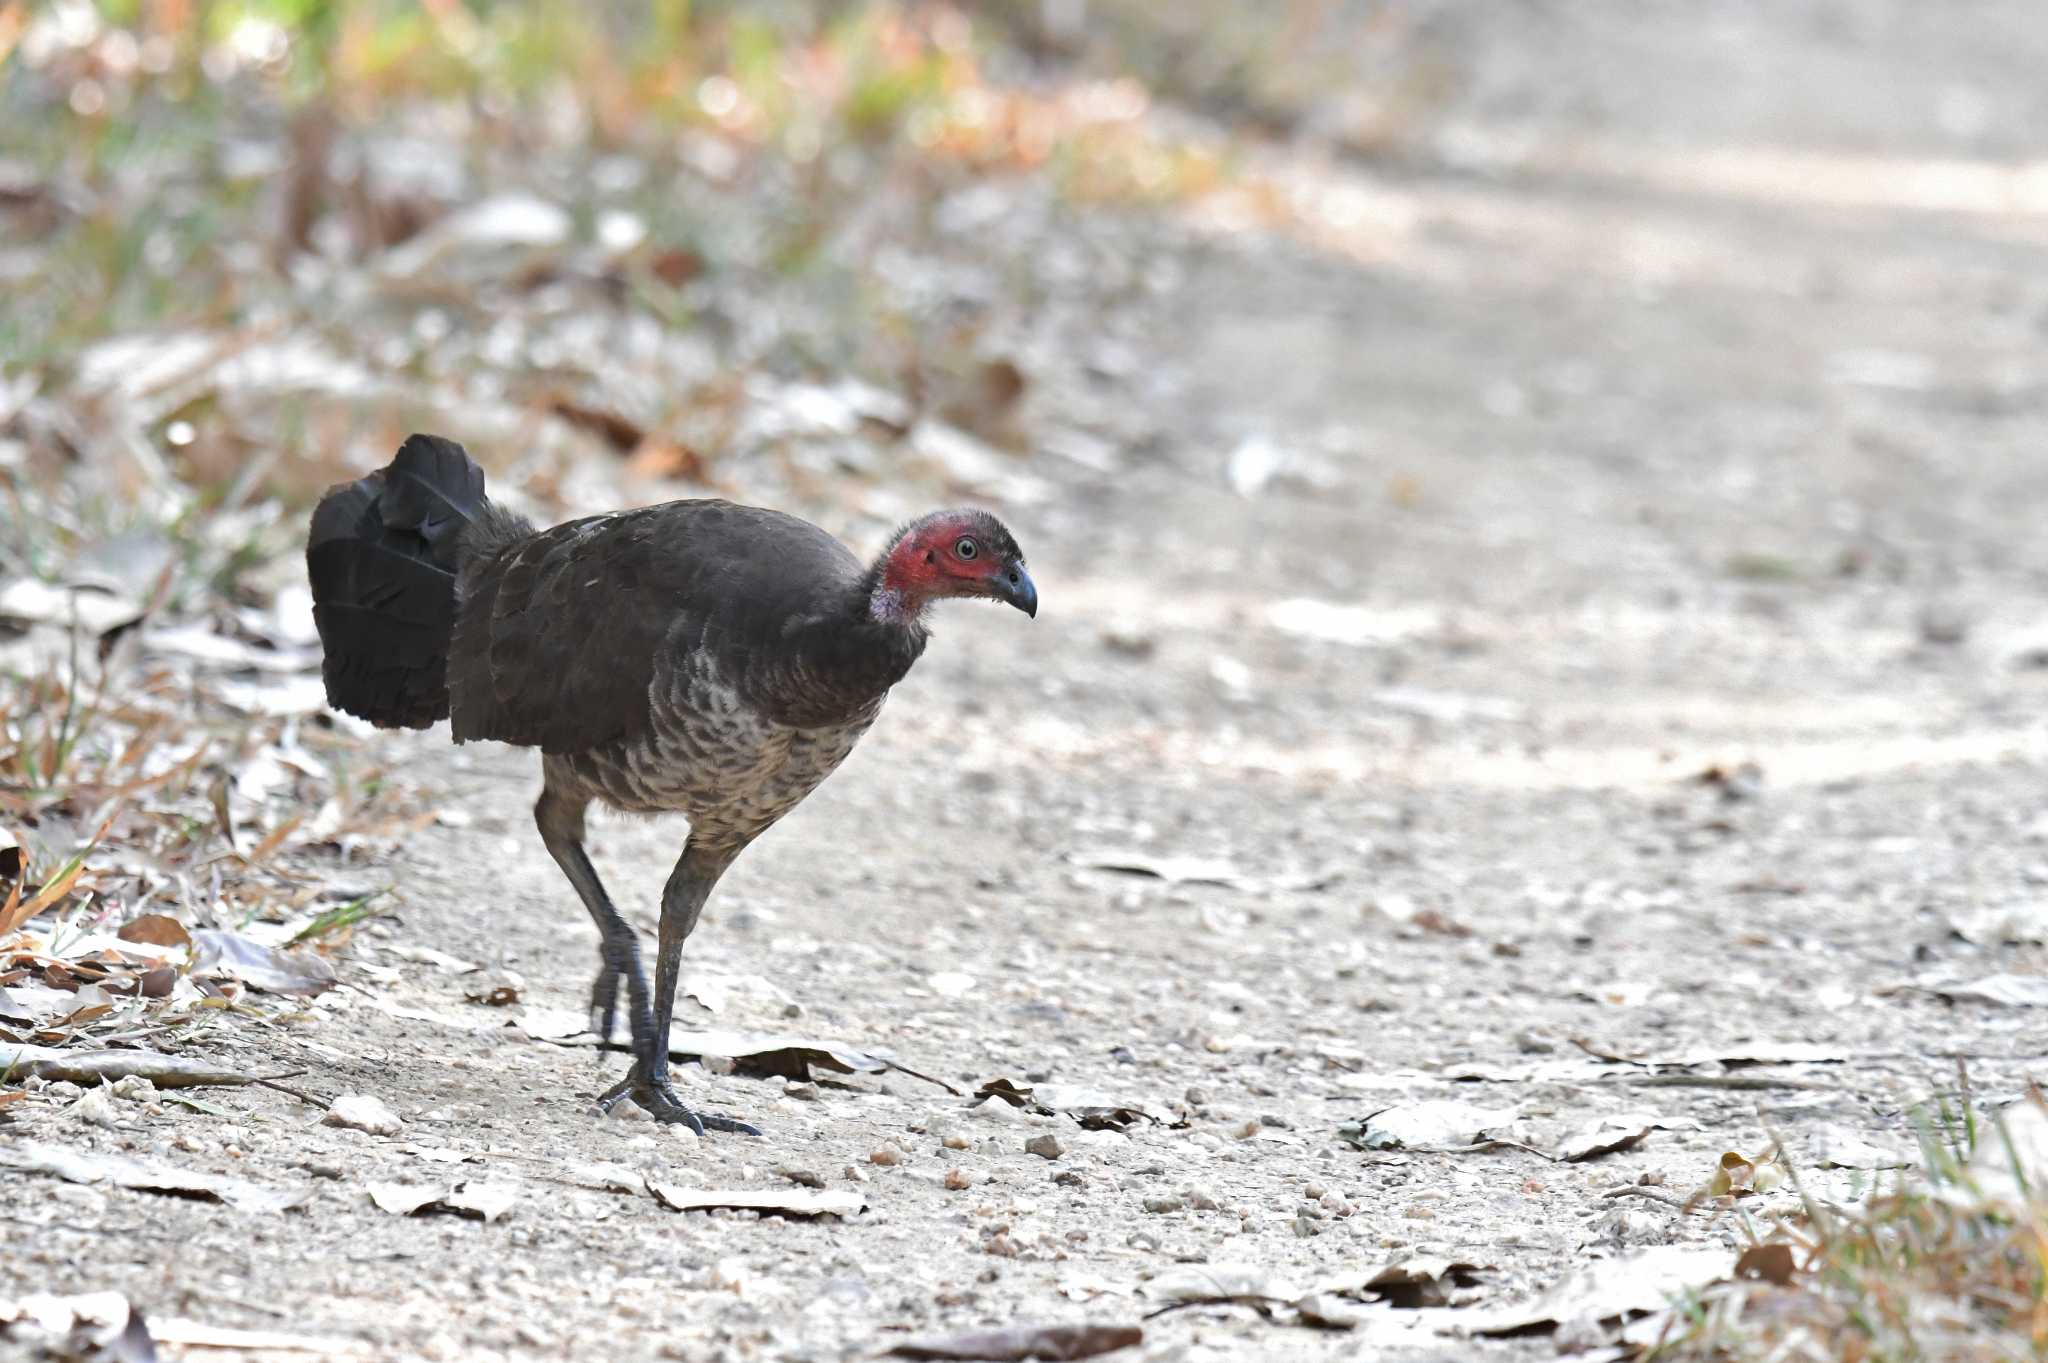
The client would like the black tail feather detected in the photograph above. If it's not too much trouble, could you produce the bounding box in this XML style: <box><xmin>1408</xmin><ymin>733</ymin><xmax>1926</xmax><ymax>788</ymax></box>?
<box><xmin>307</xmin><ymin>434</ymin><xmax>488</xmax><ymax>729</ymax></box>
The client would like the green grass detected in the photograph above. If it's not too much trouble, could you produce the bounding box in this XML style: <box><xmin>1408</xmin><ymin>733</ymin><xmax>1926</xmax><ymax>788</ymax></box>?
<box><xmin>1653</xmin><ymin>1083</ymin><xmax>2048</xmax><ymax>1361</ymax></box>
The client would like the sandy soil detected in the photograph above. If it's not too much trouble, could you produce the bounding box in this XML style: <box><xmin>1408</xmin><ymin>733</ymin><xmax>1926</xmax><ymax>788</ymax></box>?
<box><xmin>12</xmin><ymin>4</ymin><xmax>2048</xmax><ymax>1360</ymax></box>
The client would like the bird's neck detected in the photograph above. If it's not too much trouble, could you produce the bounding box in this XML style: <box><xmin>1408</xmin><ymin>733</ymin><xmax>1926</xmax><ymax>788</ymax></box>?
<box><xmin>865</xmin><ymin>536</ymin><xmax>934</xmax><ymax>626</ymax></box>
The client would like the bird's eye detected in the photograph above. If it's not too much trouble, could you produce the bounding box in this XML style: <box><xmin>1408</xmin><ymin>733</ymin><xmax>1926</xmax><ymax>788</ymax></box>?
<box><xmin>954</xmin><ymin>537</ymin><xmax>978</xmax><ymax>560</ymax></box>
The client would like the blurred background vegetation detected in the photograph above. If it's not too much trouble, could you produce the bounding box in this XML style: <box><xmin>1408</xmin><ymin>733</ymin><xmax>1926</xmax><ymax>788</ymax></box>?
<box><xmin>4</xmin><ymin>1</ymin><xmax>1436</xmax><ymax>572</ymax></box>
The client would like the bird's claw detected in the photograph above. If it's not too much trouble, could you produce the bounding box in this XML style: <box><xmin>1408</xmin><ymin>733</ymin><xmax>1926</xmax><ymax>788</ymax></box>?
<box><xmin>596</xmin><ymin>1070</ymin><xmax>762</xmax><ymax>1138</ymax></box>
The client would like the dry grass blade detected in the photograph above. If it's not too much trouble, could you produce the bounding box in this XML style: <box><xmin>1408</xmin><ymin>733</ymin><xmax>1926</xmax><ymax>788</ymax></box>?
<box><xmin>245</xmin><ymin>812</ymin><xmax>305</xmax><ymax>865</ymax></box>
<box><xmin>0</xmin><ymin>808</ymin><xmax>118</xmax><ymax>934</ymax></box>
<box><xmin>0</xmin><ymin>867</ymin><xmax>21</xmax><ymax>937</ymax></box>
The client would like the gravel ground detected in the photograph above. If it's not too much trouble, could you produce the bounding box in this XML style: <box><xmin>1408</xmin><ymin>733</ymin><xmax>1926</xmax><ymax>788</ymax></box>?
<box><xmin>11</xmin><ymin>4</ymin><xmax>2048</xmax><ymax>1361</ymax></box>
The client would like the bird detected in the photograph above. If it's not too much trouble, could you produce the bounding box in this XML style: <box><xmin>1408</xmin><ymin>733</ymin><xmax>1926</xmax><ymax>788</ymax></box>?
<box><xmin>305</xmin><ymin>433</ymin><xmax>1036</xmax><ymax>1135</ymax></box>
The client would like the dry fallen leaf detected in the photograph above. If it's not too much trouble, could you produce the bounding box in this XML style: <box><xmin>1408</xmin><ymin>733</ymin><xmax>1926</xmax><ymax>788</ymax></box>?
<box><xmin>884</xmin><ymin>1322</ymin><xmax>1141</xmax><ymax>1361</ymax></box>
<box><xmin>1072</xmin><ymin>848</ymin><xmax>1246</xmax><ymax>888</ymax></box>
<box><xmin>1734</xmin><ymin>1243</ymin><xmax>1799</xmax><ymax>1286</ymax></box>
<box><xmin>190</xmin><ymin>929</ymin><xmax>336</xmax><ymax>995</ymax></box>
<box><xmin>1341</xmin><ymin>1100</ymin><xmax>1519</xmax><ymax>1151</ymax></box>
<box><xmin>115</xmin><ymin>914</ymin><xmax>192</xmax><ymax>950</ymax></box>
<box><xmin>0</xmin><ymin>1140</ymin><xmax>309</xmax><ymax>1213</ymax></box>
<box><xmin>644</xmin><ymin>1183</ymin><xmax>865</xmax><ymax>1219</ymax></box>
<box><xmin>0</xmin><ymin>1043</ymin><xmax>254</xmax><ymax>1090</ymax></box>
<box><xmin>1707</xmin><ymin>1149</ymin><xmax>1788</xmax><ymax>1198</ymax></box>
<box><xmin>1465</xmin><ymin>1244</ymin><xmax>1732</xmax><ymax>1338</ymax></box>
<box><xmin>366</xmin><ymin>1179</ymin><xmax>516</xmax><ymax>1222</ymax></box>
<box><xmin>974</xmin><ymin>1078</ymin><xmax>1166</xmax><ymax>1131</ymax></box>
<box><xmin>1934</xmin><ymin>975</ymin><xmax>2048</xmax><ymax>1008</ymax></box>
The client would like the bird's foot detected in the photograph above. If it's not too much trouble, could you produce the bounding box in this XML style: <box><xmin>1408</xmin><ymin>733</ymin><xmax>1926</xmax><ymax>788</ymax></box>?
<box><xmin>596</xmin><ymin>1069</ymin><xmax>762</xmax><ymax>1137</ymax></box>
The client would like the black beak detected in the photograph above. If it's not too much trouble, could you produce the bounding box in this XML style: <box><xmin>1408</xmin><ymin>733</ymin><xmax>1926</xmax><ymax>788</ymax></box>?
<box><xmin>997</xmin><ymin>563</ymin><xmax>1038</xmax><ymax>618</ymax></box>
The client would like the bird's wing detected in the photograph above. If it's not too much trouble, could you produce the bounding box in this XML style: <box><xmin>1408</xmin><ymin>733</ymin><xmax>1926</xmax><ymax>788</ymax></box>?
<box><xmin>446</xmin><ymin>501</ymin><xmax>865</xmax><ymax>753</ymax></box>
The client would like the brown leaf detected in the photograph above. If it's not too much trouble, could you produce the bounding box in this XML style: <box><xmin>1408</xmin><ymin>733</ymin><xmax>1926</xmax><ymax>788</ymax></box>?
<box><xmin>885</xmin><ymin>1323</ymin><xmax>1142</xmax><ymax>1361</ymax></box>
<box><xmin>1734</xmin><ymin>1243</ymin><xmax>1798</xmax><ymax>1286</ymax></box>
<box><xmin>117</xmin><ymin>914</ymin><xmax>192</xmax><ymax>950</ymax></box>
<box><xmin>209</xmin><ymin>771</ymin><xmax>237</xmax><ymax>853</ymax></box>
<box><xmin>648</xmin><ymin>246</ymin><xmax>704</xmax><ymax>287</ymax></box>
<box><xmin>549</xmin><ymin>396</ymin><xmax>644</xmax><ymax>452</ymax></box>
<box><xmin>623</xmin><ymin>436</ymin><xmax>706</xmax><ymax>482</ymax></box>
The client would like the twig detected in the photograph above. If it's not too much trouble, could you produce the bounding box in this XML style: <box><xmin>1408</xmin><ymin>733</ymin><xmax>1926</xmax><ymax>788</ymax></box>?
<box><xmin>882</xmin><ymin>1058</ymin><xmax>964</xmax><ymax>1097</ymax></box>
<box><xmin>251</xmin><ymin>1069</ymin><xmax>326</xmax><ymax>1108</ymax></box>
<box><xmin>1613</xmin><ymin>1074</ymin><xmax>1838</xmax><ymax>1092</ymax></box>
<box><xmin>1601</xmin><ymin>1185</ymin><xmax>1689</xmax><ymax>1209</ymax></box>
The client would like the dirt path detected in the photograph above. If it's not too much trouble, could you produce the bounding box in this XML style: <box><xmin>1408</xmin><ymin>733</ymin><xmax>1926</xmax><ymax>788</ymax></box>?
<box><xmin>15</xmin><ymin>5</ymin><xmax>2048</xmax><ymax>1361</ymax></box>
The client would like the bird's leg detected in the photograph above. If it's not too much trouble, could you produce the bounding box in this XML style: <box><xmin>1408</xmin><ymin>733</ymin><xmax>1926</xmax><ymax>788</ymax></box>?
<box><xmin>597</xmin><ymin>835</ymin><xmax>760</xmax><ymax>1136</ymax></box>
<box><xmin>534</xmin><ymin>785</ymin><xmax>652</xmax><ymax>1063</ymax></box>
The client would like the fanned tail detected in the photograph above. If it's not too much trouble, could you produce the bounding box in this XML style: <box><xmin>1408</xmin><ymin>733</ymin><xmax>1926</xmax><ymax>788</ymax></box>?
<box><xmin>305</xmin><ymin>434</ymin><xmax>493</xmax><ymax>728</ymax></box>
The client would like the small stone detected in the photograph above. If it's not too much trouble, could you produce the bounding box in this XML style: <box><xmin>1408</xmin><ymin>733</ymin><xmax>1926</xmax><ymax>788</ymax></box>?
<box><xmin>1053</xmin><ymin>1171</ymin><xmax>1085</xmax><ymax>1188</ymax></box>
<box><xmin>843</xmin><ymin>1166</ymin><xmax>869</xmax><ymax>1183</ymax></box>
<box><xmin>1187</xmin><ymin>1131</ymin><xmax>1223</xmax><ymax>1153</ymax></box>
<box><xmin>1232</xmin><ymin>1118</ymin><xmax>1262</xmax><ymax>1141</ymax></box>
<box><xmin>1185</xmin><ymin>1187</ymin><xmax>1220</xmax><ymax>1211</ymax></box>
<box><xmin>321</xmin><ymin>1088</ymin><xmax>405</xmax><ymax>1129</ymax></box>
<box><xmin>1142</xmin><ymin>1195</ymin><xmax>1184</xmax><ymax>1214</ymax></box>
<box><xmin>1025</xmin><ymin>1134</ymin><xmax>1064</xmax><ymax>1161</ymax></box>
<box><xmin>781</xmin><ymin>1002</ymin><xmax>804</xmax><ymax>1019</ymax></box>
<box><xmin>869</xmin><ymin>1147</ymin><xmax>902</xmax><ymax>1167</ymax></box>
<box><xmin>775</xmin><ymin>1166</ymin><xmax>825</xmax><ymax>1189</ymax></box>
<box><xmin>109</xmin><ymin>1075</ymin><xmax>158</xmax><ymax>1103</ymax></box>
<box><xmin>1304</xmin><ymin>1182</ymin><xmax>1327</xmax><ymax>1200</ymax></box>
<box><xmin>944</xmin><ymin>1168</ymin><xmax>972</xmax><ymax>1191</ymax></box>
<box><xmin>1515</xmin><ymin>1030</ymin><xmax>1556</xmax><ymax>1054</ymax></box>
<box><xmin>783</xmin><ymin>1081</ymin><xmax>820</xmax><ymax>1101</ymax></box>
<box><xmin>71</xmin><ymin>1087</ymin><xmax>122</xmax><ymax>1128</ymax></box>
<box><xmin>942</xmin><ymin>1133</ymin><xmax>972</xmax><ymax>1151</ymax></box>
<box><xmin>46</xmin><ymin>1081</ymin><xmax>83</xmax><ymax>1100</ymax></box>
<box><xmin>1184</xmin><ymin>1087</ymin><xmax>1210</xmax><ymax>1107</ymax></box>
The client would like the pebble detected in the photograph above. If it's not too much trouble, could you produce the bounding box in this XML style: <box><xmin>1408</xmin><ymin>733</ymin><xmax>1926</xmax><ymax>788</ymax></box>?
<box><xmin>71</xmin><ymin>1087</ymin><xmax>122</xmax><ymax>1128</ymax></box>
<box><xmin>1185</xmin><ymin>1188</ymin><xmax>1219</xmax><ymax>1211</ymax></box>
<box><xmin>783</xmin><ymin>1082</ymin><xmax>820</xmax><ymax>1101</ymax></box>
<box><xmin>109</xmin><ymin>1076</ymin><xmax>158</xmax><ymax>1104</ymax></box>
<box><xmin>1142</xmin><ymin>1195</ymin><xmax>1183</xmax><ymax>1214</ymax></box>
<box><xmin>942</xmin><ymin>1133</ymin><xmax>972</xmax><ymax>1151</ymax></box>
<box><xmin>944</xmin><ymin>1169</ymin><xmax>972</xmax><ymax>1191</ymax></box>
<box><xmin>869</xmin><ymin>1147</ymin><xmax>902</xmax><ymax>1167</ymax></box>
<box><xmin>1024</xmin><ymin>1134</ymin><xmax>1063</xmax><ymax>1161</ymax></box>
<box><xmin>323</xmin><ymin>1093</ymin><xmax>404</xmax><ymax>1137</ymax></box>
<box><xmin>1053</xmin><ymin>1170</ymin><xmax>1085</xmax><ymax>1188</ymax></box>
<box><xmin>1232</xmin><ymin>1118</ymin><xmax>1262</xmax><ymax>1141</ymax></box>
<box><xmin>1183</xmin><ymin>1087</ymin><xmax>1210</xmax><ymax>1107</ymax></box>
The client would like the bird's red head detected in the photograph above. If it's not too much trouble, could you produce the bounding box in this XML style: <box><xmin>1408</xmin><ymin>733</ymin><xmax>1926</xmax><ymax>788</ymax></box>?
<box><xmin>869</xmin><ymin>509</ymin><xmax>1036</xmax><ymax>625</ymax></box>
